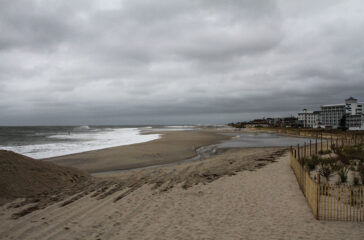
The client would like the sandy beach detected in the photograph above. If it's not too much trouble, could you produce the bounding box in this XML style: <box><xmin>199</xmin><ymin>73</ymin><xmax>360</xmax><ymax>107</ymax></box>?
<box><xmin>1</xmin><ymin>130</ymin><xmax>363</xmax><ymax>239</ymax></box>
<box><xmin>46</xmin><ymin>130</ymin><xmax>230</xmax><ymax>173</ymax></box>
<box><xmin>1</xmin><ymin>149</ymin><xmax>363</xmax><ymax>239</ymax></box>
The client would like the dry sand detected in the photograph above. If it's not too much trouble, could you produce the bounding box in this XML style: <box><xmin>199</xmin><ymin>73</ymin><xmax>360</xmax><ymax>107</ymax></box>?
<box><xmin>0</xmin><ymin>151</ymin><xmax>91</xmax><ymax>206</ymax></box>
<box><xmin>46</xmin><ymin>130</ymin><xmax>230</xmax><ymax>173</ymax></box>
<box><xmin>1</xmin><ymin>146</ymin><xmax>363</xmax><ymax>239</ymax></box>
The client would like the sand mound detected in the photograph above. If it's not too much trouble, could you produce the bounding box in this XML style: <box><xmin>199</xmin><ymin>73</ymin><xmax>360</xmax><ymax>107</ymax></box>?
<box><xmin>0</xmin><ymin>150</ymin><xmax>91</xmax><ymax>205</ymax></box>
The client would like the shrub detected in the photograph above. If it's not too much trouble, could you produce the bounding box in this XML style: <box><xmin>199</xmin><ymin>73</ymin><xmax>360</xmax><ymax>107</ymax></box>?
<box><xmin>318</xmin><ymin>149</ymin><xmax>332</xmax><ymax>155</ymax></box>
<box><xmin>331</xmin><ymin>144</ymin><xmax>342</xmax><ymax>155</ymax></box>
<box><xmin>319</xmin><ymin>162</ymin><xmax>334</xmax><ymax>183</ymax></box>
<box><xmin>337</xmin><ymin>166</ymin><xmax>349</xmax><ymax>183</ymax></box>
<box><xmin>353</xmin><ymin>176</ymin><xmax>360</xmax><ymax>186</ymax></box>
<box><xmin>323</xmin><ymin>157</ymin><xmax>340</xmax><ymax>171</ymax></box>
<box><xmin>340</xmin><ymin>145</ymin><xmax>364</xmax><ymax>162</ymax></box>
<box><xmin>304</xmin><ymin>155</ymin><xmax>320</xmax><ymax>171</ymax></box>
<box><xmin>359</xmin><ymin>164</ymin><xmax>364</xmax><ymax>184</ymax></box>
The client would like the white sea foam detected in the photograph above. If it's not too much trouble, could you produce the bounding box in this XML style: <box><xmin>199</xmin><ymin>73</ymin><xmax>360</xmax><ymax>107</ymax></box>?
<box><xmin>0</xmin><ymin>128</ymin><xmax>160</xmax><ymax>159</ymax></box>
<box><xmin>74</xmin><ymin>125</ymin><xmax>90</xmax><ymax>130</ymax></box>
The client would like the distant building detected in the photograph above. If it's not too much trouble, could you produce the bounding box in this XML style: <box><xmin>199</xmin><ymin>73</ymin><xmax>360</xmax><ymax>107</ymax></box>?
<box><xmin>266</xmin><ymin>118</ymin><xmax>275</xmax><ymax>126</ymax></box>
<box><xmin>245</xmin><ymin>119</ymin><xmax>269</xmax><ymax>128</ymax></box>
<box><xmin>321</xmin><ymin>103</ymin><xmax>345</xmax><ymax>128</ymax></box>
<box><xmin>345</xmin><ymin>97</ymin><xmax>364</xmax><ymax>130</ymax></box>
<box><xmin>304</xmin><ymin>97</ymin><xmax>364</xmax><ymax>130</ymax></box>
<box><xmin>298</xmin><ymin>111</ymin><xmax>321</xmax><ymax>128</ymax></box>
<box><xmin>281</xmin><ymin>117</ymin><xmax>299</xmax><ymax>128</ymax></box>
<box><xmin>266</xmin><ymin>117</ymin><xmax>284</xmax><ymax>127</ymax></box>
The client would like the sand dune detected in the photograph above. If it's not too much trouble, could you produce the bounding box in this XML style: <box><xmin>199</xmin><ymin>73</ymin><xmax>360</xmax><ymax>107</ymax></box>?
<box><xmin>0</xmin><ymin>150</ymin><xmax>91</xmax><ymax>206</ymax></box>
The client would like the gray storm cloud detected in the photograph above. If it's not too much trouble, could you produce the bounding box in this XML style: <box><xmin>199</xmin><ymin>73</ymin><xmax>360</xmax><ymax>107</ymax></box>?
<box><xmin>0</xmin><ymin>0</ymin><xmax>364</xmax><ymax>125</ymax></box>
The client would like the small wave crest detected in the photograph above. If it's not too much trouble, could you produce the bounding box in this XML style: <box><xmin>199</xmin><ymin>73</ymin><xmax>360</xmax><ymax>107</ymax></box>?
<box><xmin>74</xmin><ymin>125</ymin><xmax>90</xmax><ymax>131</ymax></box>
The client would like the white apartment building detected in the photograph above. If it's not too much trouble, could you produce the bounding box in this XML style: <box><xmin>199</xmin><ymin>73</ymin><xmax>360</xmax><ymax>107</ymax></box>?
<box><xmin>320</xmin><ymin>97</ymin><xmax>364</xmax><ymax>129</ymax></box>
<box><xmin>320</xmin><ymin>104</ymin><xmax>346</xmax><ymax>128</ymax></box>
<box><xmin>345</xmin><ymin>97</ymin><xmax>363</xmax><ymax>115</ymax></box>
<box><xmin>299</xmin><ymin>97</ymin><xmax>363</xmax><ymax>130</ymax></box>
<box><xmin>345</xmin><ymin>97</ymin><xmax>364</xmax><ymax>130</ymax></box>
<box><xmin>298</xmin><ymin>111</ymin><xmax>321</xmax><ymax>128</ymax></box>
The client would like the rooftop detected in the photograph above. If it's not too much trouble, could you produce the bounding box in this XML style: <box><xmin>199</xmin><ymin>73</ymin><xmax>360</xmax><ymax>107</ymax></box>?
<box><xmin>346</xmin><ymin>96</ymin><xmax>357</xmax><ymax>101</ymax></box>
<box><xmin>321</xmin><ymin>104</ymin><xmax>345</xmax><ymax>107</ymax></box>
<box><xmin>298</xmin><ymin>111</ymin><xmax>313</xmax><ymax>114</ymax></box>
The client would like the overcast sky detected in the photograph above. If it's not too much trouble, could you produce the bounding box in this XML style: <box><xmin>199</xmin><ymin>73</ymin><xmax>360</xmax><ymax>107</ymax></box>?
<box><xmin>1</xmin><ymin>0</ymin><xmax>364</xmax><ymax>125</ymax></box>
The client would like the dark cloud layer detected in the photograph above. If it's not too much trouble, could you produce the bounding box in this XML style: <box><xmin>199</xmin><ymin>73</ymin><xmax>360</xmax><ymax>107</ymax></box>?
<box><xmin>1</xmin><ymin>0</ymin><xmax>364</xmax><ymax>125</ymax></box>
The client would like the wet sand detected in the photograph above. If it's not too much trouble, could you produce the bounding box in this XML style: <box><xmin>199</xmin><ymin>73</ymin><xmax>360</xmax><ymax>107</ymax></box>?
<box><xmin>46</xmin><ymin>130</ymin><xmax>230</xmax><ymax>173</ymax></box>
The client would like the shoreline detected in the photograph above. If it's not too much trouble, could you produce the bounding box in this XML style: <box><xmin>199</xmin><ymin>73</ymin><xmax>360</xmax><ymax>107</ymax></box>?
<box><xmin>46</xmin><ymin>130</ymin><xmax>231</xmax><ymax>173</ymax></box>
<box><xmin>45</xmin><ymin>128</ymin><xmax>315</xmax><ymax>174</ymax></box>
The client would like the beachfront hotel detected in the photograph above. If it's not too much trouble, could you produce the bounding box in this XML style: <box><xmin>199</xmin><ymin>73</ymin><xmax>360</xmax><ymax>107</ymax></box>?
<box><xmin>297</xmin><ymin>111</ymin><xmax>321</xmax><ymax>128</ymax></box>
<box><xmin>320</xmin><ymin>103</ymin><xmax>346</xmax><ymax>128</ymax></box>
<box><xmin>298</xmin><ymin>97</ymin><xmax>364</xmax><ymax>130</ymax></box>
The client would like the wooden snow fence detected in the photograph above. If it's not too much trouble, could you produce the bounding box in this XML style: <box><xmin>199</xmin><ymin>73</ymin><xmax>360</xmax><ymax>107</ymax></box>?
<box><xmin>290</xmin><ymin>134</ymin><xmax>364</xmax><ymax>222</ymax></box>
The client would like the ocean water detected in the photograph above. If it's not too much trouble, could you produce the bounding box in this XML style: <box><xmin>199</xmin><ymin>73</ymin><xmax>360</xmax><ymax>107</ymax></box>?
<box><xmin>0</xmin><ymin>126</ymin><xmax>163</xmax><ymax>159</ymax></box>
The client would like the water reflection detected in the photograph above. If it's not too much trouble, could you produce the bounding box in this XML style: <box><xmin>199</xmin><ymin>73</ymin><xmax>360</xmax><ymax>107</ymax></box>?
<box><xmin>218</xmin><ymin>132</ymin><xmax>316</xmax><ymax>148</ymax></box>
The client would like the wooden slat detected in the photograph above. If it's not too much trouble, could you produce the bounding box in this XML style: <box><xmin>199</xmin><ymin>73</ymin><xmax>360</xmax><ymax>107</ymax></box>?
<box><xmin>360</xmin><ymin>187</ymin><xmax>364</xmax><ymax>222</ymax></box>
<box><xmin>346</xmin><ymin>188</ymin><xmax>348</xmax><ymax>221</ymax></box>
<box><xmin>354</xmin><ymin>188</ymin><xmax>356</xmax><ymax>222</ymax></box>
<box><xmin>337</xmin><ymin>186</ymin><xmax>341</xmax><ymax>219</ymax></box>
<box><xmin>340</xmin><ymin>186</ymin><xmax>343</xmax><ymax>221</ymax></box>
<box><xmin>329</xmin><ymin>185</ymin><xmax>332</xmax><ymax>220</ymax></box>
<box><xmin>334</xmin><ymin>186</ymin><xmax>336</xmax><ymax>220</ymax></box>
<box><xmin>360</xmin><ymin>187</ymin><xmax>364</xmax><ymax>221</ymax></box>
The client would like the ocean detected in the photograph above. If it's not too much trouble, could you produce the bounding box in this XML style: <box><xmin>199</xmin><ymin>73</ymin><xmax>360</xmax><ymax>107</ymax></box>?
<box><xmin>0</xmin><ymin>125</ymin><xmax>193</xmax><ymax>159</ymax></box>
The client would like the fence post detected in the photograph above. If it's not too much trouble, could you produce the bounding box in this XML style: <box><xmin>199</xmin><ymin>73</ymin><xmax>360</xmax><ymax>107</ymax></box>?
<box><xmin>315</xmin><ymin>137</ymin><xmax>318</xmax><ymax>155</ymax></box>
<box><xmin>309</xmin><ymin>140</ymin><xmax>312</xmax><ymax>156</ymax></box>
<box><xmin>320</xmin><ymin>133</ymin><xmax>323</xmax><ymax>153</ymax></box>
<box><xmin>297</xmin><ymin>144</ymin><xmax>300</xmax><ymax>162</ymax></box>
<box><xmin>316</xmin><ymin>172</ymin><xmax>320</xmax><ymax>220</ymax></box>
<box><xmin>304</xmin><ymin>142</ymin><xmax>306</xmax><ymax>158</ymax></box>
